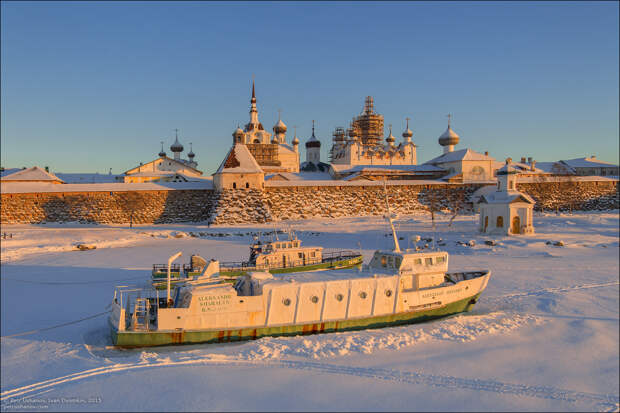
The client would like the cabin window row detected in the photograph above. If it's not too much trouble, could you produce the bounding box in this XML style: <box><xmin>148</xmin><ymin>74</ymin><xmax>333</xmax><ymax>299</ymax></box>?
<box><xmin>380</xmin><ymin>256</ymin><xmax>402</xmax><ymax>268</ymax></box>
<box><xmin>413</xmin><ymin>256</ymin><xmax>446</xmax><ymax>266</ymax></box>
<box><xmin>281</xmin><ymin>289</ymin><xmax>394</xmax><ymax>305</ymax></box>
<box><xmin>274</xmin><ymin>241</ymin><xmax>301</xmax><ymax>249</ymax></box>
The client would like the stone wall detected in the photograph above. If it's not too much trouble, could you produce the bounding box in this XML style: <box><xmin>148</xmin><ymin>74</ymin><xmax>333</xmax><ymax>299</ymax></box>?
<box><xmin>1</xmin><ymin>180</ymin><xmax>617</xmax><ymax>225</ymax></box>
<box><xmin>0</xmin><ymin>190</ymin><xmax>217</xmax><ymax>224</ymax></box>
<box><xmin>517</xmin><ymin>180</ymin><xmax>618</xmax><ymax>212</ymax></box>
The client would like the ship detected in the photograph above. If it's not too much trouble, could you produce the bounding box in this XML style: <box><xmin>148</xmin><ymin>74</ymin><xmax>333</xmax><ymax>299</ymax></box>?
<box><xmin>150</xmin><ymin>231</ymin><xmax>363</xmax><ymax>289</ymax></box>
<box><xmin>110</xmin><ymin>187</ymin><xmax>491</xmax><ymax>347</ymax></box>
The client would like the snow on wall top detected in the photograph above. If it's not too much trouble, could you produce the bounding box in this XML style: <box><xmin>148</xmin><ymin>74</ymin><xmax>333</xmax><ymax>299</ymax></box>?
<box><xmin>265</xmin><ymin>179</ymin><xmax>457</xmax><ymax>188</ymax></box>
<box><xmin>215</xmin><ymin>144</ymin><xmax>263</xmax><ymax>174</ymax></box>
<box><xmin>0</xmin><ymin>166</ymin><xmax>64</xmax><ymax>183</ymax></box>
<box><xmin>1</xmin><ymin>180</ymin><xmax>214</xmax><ymax>194</ymax></box>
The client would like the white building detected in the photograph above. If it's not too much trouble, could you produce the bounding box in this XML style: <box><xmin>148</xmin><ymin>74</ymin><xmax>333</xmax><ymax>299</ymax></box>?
<box><xmin>425</xmin><ymin>148</ymin><xmax>496</xmax><ymax>182</ymax></box>
<box><xmin>123</xmin><ymin>134</ymin><xmax>202</xmax><ymax>183</ymax></box>
<box><xmin>213</xmin><ymin>143</ymin><xmax>264</xmax><ymax>191</ymax></box>
<box><xmin>478</xmin><ymin>160</ymin><xmax>535</xmax><ymax>236</ymax></box>
<box><xmin>231</xmin><ymin>82</ymin><xmax>299</xmax><ymax>173</ymax></box>
<box><xmin>329</xmin><ymin>97</ymin><xmax>417</xmax><ymax>168</ymax></box>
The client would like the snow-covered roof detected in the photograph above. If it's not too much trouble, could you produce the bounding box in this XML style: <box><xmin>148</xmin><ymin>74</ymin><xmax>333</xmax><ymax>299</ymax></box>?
<box><xmin>0</xmin><ymin>166</ymin><xmax>64</xmax><ymax>183</ymax></box>
<box><xmin>123</xmin><ymin>156</ymin><xmax>202</xmax><ymax>176</ymax></box>
<box><xmin>215</xmin><ymin>144</ymin><xmax>263</xmax><ymax>174</ymax></box>
<box><xmin>425</xmin><ymin>148</ymin><xmax>495</xmax><ymax>165</ymax></box>
<box><xmin>55</xmin><ymin>173</ymin><xmax>122</xmax><ymax>183</ymax></box>
<box><xmin>0</xmin><ymin>168</ymin><xmax>21</xmax><ymax>178</ymax></box>
<box><xmin>560</xmin><ymin>157</ymin><xmax>618</xmax><ymax>169</ymax></box>
<box><xmin>479</xmin><ymin>190</ymin><xmax>535</xmax><ymax>205</ymax></box>
<box><xmin>1</xmin><ymin>180</ymin><xmax>214</xmax><ymax>194</ymax></box>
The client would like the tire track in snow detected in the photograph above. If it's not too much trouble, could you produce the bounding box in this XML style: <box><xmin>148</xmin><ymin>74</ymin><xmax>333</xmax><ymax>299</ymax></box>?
<box><xmin>2</xmin><ymin>356</ymin><xmax>618</xmax><ymax>407</ymax></box>
<box><xmin>486</xmin><ymin>281</ymin><xmax>620</xmax><ymax>301</ymax></box>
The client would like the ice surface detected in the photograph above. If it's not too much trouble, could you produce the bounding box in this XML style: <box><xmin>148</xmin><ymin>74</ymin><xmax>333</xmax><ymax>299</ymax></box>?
<box><xmin>1</xmin><ymin>211</ymin><xmax>618</xmax><ymax>411</ymax></box>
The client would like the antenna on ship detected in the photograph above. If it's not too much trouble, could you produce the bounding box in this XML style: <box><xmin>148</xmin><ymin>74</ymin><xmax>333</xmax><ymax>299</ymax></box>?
<box><xmin>382</xmin><ymin>179</ymin><xmax>401</xmax><ymax>253</ymax></box>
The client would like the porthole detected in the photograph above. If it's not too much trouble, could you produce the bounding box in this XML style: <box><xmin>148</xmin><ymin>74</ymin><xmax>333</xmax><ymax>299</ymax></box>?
<box><xmin>283</xmin><ymin>298</ymin><xmax>291</xmax><ymax>306</ymax></box>
<box><xmin>310</xmin><ymin>296</ymin><xmax>319</xmax><ymax>304</ymax></box>
<box><xmin>359</xmin><ymin>291</ymin><xmax>367</xmax><ymax>299</ymax></box>
<box><xmin>385</xmin><ymin>289</ymin><xmax>393</xmax><ymax>297</ymax></box>
<box><xmin>335</xmin><ymin>293</ymin><xmax>344</xmax><ymax>301</ymax></box>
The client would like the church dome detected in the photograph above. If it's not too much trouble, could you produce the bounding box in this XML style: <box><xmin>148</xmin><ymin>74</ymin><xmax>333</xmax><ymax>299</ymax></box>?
<box><xmin>292</xmin><ymin>135</ymin><xmax>299</xmax><ymax>145</ymax></box>
<box><xmin>159</xmin><ymin>150</ymin><xmax>166</xmax><ymax>157</ymax></box>
<box><xmin>438</xmin><ymin>126</ymin><xmax>460</xmax><ymax>147</ymax></box>
<box><xmin>273</xmin><ymin>119</ymin><xmax>287</xmax><ymax>134</ymax></box>
<box><xmin>170</xmin><ymin>137</ymin><xmax>184</xmax><ymax>153</ymax></box>
<box><xmin>386</xmin><ymin>126</ymin><xmax>396</xmax><ymax>144</ymax></box>
<box><xmin>233</xmin><ymin>127</ymin><xmax>245</xmax><ymax>139</ymax></box>
<box><xmin>402</xmin><ymin>128</ymin><xmax>413</xmax><ymax>139</ymax></box>
<box><xmin>306</xmin><ymin>121</ymin><xmax>321</xmax><ymax>148</ymax></box>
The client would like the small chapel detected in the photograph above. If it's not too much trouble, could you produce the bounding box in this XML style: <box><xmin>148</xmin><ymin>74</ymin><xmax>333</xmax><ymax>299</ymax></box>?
<box><xmin>478</xmin><ymin>158</ymin><xmax>536</xmax><ymax>235</ymax></box>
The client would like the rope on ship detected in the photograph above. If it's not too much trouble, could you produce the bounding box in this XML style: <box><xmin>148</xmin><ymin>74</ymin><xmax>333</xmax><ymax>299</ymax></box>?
<box><xmin>0</xmin><ymin>310</ymin><xmax>111</xmax><ymax>339</ymax></box>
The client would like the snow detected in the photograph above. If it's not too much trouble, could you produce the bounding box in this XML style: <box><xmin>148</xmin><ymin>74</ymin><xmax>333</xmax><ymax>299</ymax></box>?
<box><xmin>0</xmin><ymin>166</ymin><xmax>63</xmax><ymax>183</ymax></box>
<box><xmin>562</xmin><ymin>157</ymin><xmax>618</xmax><ymax>169</ymax></box>
<box><xmin>0</xmin><ymin>180</ymin><xmax>214</xmax><ymax>194</ymax></box>
<box><xmin>215</xmin><ymin>144</ymin><xmax>263</xmax><ymax>174</ymax></box>
<box><xmin>425</xmin><ymin>148</ymin><xmax>495</xmax><ymax>165</ymax></box>
<box><xmin>1</xmin><ymin>211</ymin><xmax>618</xmax><ymax>411</ymax></box>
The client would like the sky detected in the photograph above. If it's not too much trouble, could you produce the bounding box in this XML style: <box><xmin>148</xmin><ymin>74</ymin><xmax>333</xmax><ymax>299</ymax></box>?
<box><xmin>1</xmin><ymin>1</ymin><xmax>618</xmax><ymax>175</ymax></box>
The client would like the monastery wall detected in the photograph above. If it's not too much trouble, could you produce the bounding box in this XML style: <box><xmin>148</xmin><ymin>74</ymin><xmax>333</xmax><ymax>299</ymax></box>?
<box><xmin>1</xmin><ymin>180</ymin><xmax>617</xmax><ymax>225</ymax></box>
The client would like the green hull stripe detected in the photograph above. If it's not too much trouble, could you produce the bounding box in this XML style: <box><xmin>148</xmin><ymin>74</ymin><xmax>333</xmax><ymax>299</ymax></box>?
<box><xmin>152</xmin><ymin>257</ymin><xmax>363</xmax><ymax>289</ymax></box>
<box><xmin>112</xmin><ymin>293</ymin><xmax>480</xmax><ymax>347</ymax></box>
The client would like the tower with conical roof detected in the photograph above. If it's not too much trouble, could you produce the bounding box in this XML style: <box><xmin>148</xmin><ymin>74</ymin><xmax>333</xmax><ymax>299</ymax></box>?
<box><xmin>305</xmin><ymin>120</ymin><xmax>321</xmax><ymax>165</ymax></box>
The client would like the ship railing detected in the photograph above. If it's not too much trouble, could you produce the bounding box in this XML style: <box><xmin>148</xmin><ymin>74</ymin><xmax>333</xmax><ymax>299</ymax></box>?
<box><xmin>152</xmin><ymin>263</ymin><xmax>181</xmax><ymax>273</ymax></box>
<box><xmin>219</xmin><ymin>250</ymin><xmax>361</xmax><ymax>272</ymax></box>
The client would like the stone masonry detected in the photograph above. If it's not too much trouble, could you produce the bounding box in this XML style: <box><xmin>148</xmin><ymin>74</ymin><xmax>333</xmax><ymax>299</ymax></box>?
<box><xmin>1</xmin><ymin>180</ymin><xmax>617</xmax><ymax>225</ymax></box>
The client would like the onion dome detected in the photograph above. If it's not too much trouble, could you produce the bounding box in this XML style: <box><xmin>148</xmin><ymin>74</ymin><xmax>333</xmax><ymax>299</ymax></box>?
<box><xmin>158</xmin><ymin>142</ymin><xmax>166</xmax><ymax>157</ymax></box>
<box><xmin>292</xmin><ymin>135</ymin><xmax>299</xmax><ymax>145</ymax></box>
<box><xmin>188</xmin><ymin>143</ymin><xmax>195</xmax><ymax>159</ymax></box>
<box><xmin>306</xmin><ymin>120</ymin><xmax>321</xmax><ymax>148</ymax></box>
<box><xmin>438</xmin><ymin>116</ymin><xmax>460</xmax><ymax>147</ymax></box>
<box><xmin>386</xmin><ymin>125</ymin><xmax>396</xmax><ymax>144</ymax></box>
<box><xmin>170</xmin><ymin>136</ymin><xmax>184</xmax><ymax>153</ymax></box>
<box><xmin>402</xmin><ymin>117</ymin><xmax>413</xmax><ymax>141</ymax></box>
<box><xmin>273</xmin><ymin>118</ymin><xmax>287</xmax><ymax>134</ymax></box>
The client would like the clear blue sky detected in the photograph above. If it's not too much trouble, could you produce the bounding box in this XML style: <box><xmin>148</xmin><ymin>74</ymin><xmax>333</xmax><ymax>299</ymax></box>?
<box><xmin>1</xmin><ymin>1</ymin><xmax>618</xmax><ymax>174</ymax></box>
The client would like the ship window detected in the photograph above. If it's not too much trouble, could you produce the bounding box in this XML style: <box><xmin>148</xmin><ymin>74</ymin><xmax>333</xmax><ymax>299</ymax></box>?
<box><xmin>283</xmin><ymin>298</ymin><xmax>291</xmax><ymax>306</ymax></box>
<box><xmin>414</xmin><ymin>259</ymin><xmax>422</xmax><ymax>265</ymax></box>
<box><xmin>385</xmin><ymin>289</ymin><xmax>393</xmax><ymax>297</ymax></box>
<box><xmin>310</xmin><ymin>296</ymin><xmax>319</xmax><ymax>303</ymax></box>
<box><xmin>388</xmin><ymin>256</ymin><xmax>394</xmax><ymax>267</ymax></box>
<box><xmin>311</xmin><ymin>251</ymin><xmax>316</xmax><ymax>258</ymax></box>
<box><xmin>381</xmin><ymin>256</ymin><xmax>387</xmax><ymax>267</ymax></box>
<box><xmin>288</xmin><ymin>242</ymin><xmax>292</xmax><ymax>248</ymax></box>
<box><xmin>425</xmin><ymin>258</ymin><xmax>433</xmax><ymax>266</ymax></box>
<box><xmin>335</xmin><ymin>293</ymin><xmax>344</xmax><ymax>301</ymax></box>
<box><xmin>395</xmin><ymin>257</ymin><xmax>402</xmax><ymax>267</ymax></box>
<box><xmin>298</xmin><ymin>253</ymin><xmax>303</xmax><ymax>259</ymax></box>
<box><xmin>359</xmin><ymin>291</ymin><xmax>367</xmax><ymax>299</ymax></box>
<box><xmin>437</xmin><ymin>256</ymin><xmax>446</xmax><ymax>264</ymax></box>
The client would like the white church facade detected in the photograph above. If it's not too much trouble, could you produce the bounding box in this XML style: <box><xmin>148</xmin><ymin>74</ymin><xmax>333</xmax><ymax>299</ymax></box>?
<box><xmin>478</xmin><ymin>159</ymin><xmax>535</xmax><ymax>235</ymax></box>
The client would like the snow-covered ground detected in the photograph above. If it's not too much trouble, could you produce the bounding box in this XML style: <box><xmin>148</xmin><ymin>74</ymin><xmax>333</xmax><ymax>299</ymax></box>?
<box><xmin>1</xmin><ymin>211</ymin><xmax>618</xmax><ymax>412</ymax></box>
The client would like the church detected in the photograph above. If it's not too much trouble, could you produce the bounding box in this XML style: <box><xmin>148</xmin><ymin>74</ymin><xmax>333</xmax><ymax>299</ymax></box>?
<box><xmin>230</xmin><ymin>82</ymin><xmax>300</xmax><ymax>174</ymax></box>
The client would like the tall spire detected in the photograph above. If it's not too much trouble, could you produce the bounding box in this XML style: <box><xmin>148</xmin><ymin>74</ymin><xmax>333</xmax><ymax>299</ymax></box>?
<box><xmin>249</xmin><ymin>76</ymin><xmax>259</xmax><ymax>125</ymax></box>
<box><xmin>251</xmin><ymin>78</ymin><xmax>256</xmax><ymax>104</ymax></box>
<box><xmin>312</xmin><ymin>120</ymin><xmax>316</xmax><ymax>137</ymax></box>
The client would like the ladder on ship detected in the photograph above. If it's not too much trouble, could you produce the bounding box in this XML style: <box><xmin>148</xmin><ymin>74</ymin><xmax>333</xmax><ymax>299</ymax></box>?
<box><xmin>132</xmin><ymin>298</ymin><xmax>151</xmax><ymax>331</ymax></box>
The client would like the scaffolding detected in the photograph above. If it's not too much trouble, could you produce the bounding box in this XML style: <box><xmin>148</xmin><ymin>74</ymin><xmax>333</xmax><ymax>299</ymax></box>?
<box><xmin>350</xmin><ymin>96</ymin><xmax>384</xmax><ymax>147</ymax></box>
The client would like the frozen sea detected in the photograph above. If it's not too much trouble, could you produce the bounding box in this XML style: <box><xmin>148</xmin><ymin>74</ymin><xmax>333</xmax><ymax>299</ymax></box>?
<box><xmin>1</xmin><ymin>211</ymin><xmax>618</xmax><ymax>412</ymax></box>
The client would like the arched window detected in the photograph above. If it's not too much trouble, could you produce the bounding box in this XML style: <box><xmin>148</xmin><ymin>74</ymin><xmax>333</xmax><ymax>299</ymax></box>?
<box><xmin>245</xmin><ymin>182</ymin><xmax>249</xmax><ymax>188</ymax></box>
<box><xmin>496</xmin><ymin>216</ymin><xmax>504</xmax><ymax>228</ymax></box>
<box><xmin>232</xmin><ymin>182</ymin><xmax>237</xmax><ymax>189</ymax></box>
<box><xmin>253</xmin><ymin>139</ymin><xmax>260</xmax><ymax>144</ymax></box>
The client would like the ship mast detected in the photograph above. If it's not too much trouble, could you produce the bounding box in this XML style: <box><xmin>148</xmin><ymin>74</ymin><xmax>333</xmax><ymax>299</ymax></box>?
<box><xmin>382</xmin><ymin>180</ymin><xmax>401</xmax><ymax>253</ymax></box>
